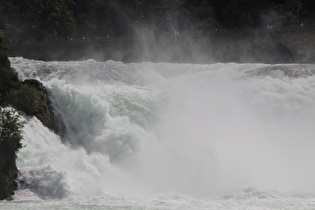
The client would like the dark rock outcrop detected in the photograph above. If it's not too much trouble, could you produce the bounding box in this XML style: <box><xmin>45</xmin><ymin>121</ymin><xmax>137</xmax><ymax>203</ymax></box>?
<box><xmin>0</xmin><ymin>138</ymin><xmax>20</xmax><ymax>200</ymax></box>
<box><xmin>22</xmin><ymin>79</ymin><xmax>60</xmax><ymax>133</ymax></box>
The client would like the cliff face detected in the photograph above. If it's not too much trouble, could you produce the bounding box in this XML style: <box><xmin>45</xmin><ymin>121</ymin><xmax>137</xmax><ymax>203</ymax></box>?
<box><xmin>0</xmin><ymin>30</ymin><xmax>62</xmax><ymax>200</ymax></box>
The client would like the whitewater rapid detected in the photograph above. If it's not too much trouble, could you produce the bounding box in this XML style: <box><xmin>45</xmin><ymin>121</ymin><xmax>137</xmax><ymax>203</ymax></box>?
<box><xmin>2</xmin><ymin>58</ymin><xmax>315</xmax><ymax>209</ymax></box>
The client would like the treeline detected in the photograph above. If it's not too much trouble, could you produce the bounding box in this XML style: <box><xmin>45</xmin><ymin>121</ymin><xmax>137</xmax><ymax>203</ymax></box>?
<box><xmin>0</xmin><ymin>0</ymin><xmax>313</xmax><ymax>41</ymax></box>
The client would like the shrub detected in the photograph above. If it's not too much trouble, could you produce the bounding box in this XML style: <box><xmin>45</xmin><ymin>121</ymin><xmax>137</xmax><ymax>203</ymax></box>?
<box><xmin>0</xmin><ymin>108</ymin><xmax>24</xmax><ymax>155</ymax></box>
<box><xmin>0</xmin><ymin>107</ymin><xmax>24</xmax><ymax>199</ymax></box>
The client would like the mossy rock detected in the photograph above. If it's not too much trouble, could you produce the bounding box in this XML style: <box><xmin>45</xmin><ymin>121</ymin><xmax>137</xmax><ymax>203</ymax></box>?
<box><xmin>5</xmin><ymin>83</ymin><xmax>42</xmax><ymax>116</ymax></box>
<box><xmin>2</xmin><ymin>79</ymin><xmax>62</xmax><ymax>134</ymax></box>
<box><xmin>23</xmin><ymin>79</ymin><xmax>62</xmax><ymax>133</ymax></box>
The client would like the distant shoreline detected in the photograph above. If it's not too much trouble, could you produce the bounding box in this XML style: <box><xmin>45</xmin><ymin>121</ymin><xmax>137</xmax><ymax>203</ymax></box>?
<box><xmin>9</xmin><ymin>29</ymin><xmax>315</xmax><ymax>64</ymax></box>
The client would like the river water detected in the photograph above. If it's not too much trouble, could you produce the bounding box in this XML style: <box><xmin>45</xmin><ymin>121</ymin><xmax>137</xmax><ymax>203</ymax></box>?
<box><xmin>1</xmin><ymin>58</ymin><xmax>315</xmax><ymax>209</ymax></box>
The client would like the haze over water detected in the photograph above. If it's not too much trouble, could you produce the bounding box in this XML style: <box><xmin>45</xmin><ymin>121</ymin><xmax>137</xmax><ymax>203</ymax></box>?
<box><xmin>1</xmin><ymin>58</ymin><xmax>315</xmax><ymax>209</ymax></box>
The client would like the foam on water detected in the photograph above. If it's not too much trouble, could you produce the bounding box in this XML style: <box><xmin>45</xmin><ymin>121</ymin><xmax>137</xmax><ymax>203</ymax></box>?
<box><xmin>3</xmin><ymin>58</ymin><xmax>315</xmax><ymax>208</ymax></box>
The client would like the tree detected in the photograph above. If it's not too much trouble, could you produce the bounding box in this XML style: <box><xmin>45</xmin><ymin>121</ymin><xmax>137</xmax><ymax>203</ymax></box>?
<box><xmin>0</xmin><ymin>108</ymin><xmax>23</xmax><ymax>154</ymax></box>
<box><xmin>0</xmin><ymin>107</ymin><xmax>24</xmax><ymax>200</ymax></box>
<box><xmin>223</xmin><ymin>0</ymin><xmax>258</xmax><ymax>28</ymax></box>
<box><xmin>192</xmin><ymin>0</ymin><xmax>220</xmax><ymax>31</ymax></box>
<box><xmin>0</xmin><ymin>0</ymin><xmax>77</xmax><ymax>40</ymax></box>
<box><xmin>27</xmin><ymin>0</ymin><xmax>77</xmax><ymax>40</ymax></box>
<box><xmin>273</xmin><ymin>0</ymin><xmax>303</xmax><ymax>26</ymax></box>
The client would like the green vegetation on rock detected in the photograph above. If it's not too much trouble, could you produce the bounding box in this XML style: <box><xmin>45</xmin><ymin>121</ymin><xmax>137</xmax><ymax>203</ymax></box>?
<box><xmin>0</xmin><ymin>107</ymin><xmax>24</xmax><ymax>200</ymax></box>
<box><xmin>5</xmin><ymin>83</ymin><xmax>41</xmax><ymax>115</ymax></box>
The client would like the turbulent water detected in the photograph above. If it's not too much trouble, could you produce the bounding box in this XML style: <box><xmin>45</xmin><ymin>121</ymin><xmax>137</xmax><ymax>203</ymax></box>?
<box><xmin>1</xmin><ymin>58</ymin><xmax>315</xmax><ymax>209</ymax></box>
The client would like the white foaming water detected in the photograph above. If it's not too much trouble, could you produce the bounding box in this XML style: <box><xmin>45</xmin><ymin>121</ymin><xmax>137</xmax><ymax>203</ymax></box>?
<box><xmin>2</xmin><ymin>57</ymin><xmax>315</xmax><ymax>209</ymax></box>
